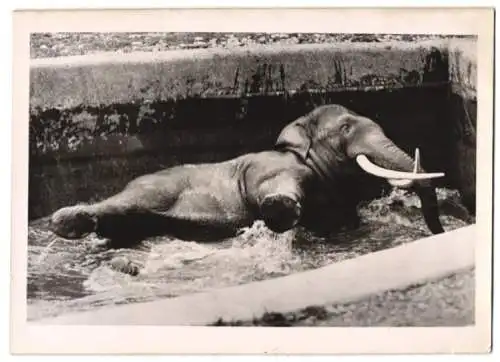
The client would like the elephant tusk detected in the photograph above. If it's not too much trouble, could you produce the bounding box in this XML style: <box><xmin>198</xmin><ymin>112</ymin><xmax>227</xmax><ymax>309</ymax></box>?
<box><xmin>355</xmin><ymin>153</ymin><xmax>445</xmax><ymax>180</ymax></box>
<box><xmin>413</xmin><ymin>148</ymin><xmax>420</xmax><ymax>173</ymax></box>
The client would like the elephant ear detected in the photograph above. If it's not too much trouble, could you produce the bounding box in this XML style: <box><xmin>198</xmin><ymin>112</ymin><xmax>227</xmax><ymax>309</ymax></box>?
<box><xmin>275</xmin><ymin>116</ymin><xmax>314</xmax><ymax>160</ymax></box>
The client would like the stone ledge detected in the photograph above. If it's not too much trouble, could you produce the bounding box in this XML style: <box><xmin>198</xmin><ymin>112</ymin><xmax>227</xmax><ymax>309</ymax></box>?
<box><xmin>30</xmin><ymin>41</ymin><xmax>451</xmax><ymax>110</ymax></box>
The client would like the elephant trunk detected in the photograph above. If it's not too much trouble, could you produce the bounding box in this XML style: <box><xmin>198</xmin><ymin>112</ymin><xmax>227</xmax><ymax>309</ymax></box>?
<box><xmin>359</xmin><ymin>139</ymin><xmax>445</xmax><ymax>234</ymax></box>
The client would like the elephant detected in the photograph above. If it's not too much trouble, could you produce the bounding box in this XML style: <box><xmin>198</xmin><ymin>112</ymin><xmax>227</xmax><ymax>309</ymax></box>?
<box><xmin>49</xmin><ymin>104</ymin><xmax>446</xmax><ymax>274</ymax></box>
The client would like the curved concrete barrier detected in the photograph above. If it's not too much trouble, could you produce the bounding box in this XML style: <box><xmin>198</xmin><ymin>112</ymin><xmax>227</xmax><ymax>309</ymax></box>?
<box><xmin>35</xmin><ymin>224</ymin><xmax>475</xmax><ymax>325</ymax></box>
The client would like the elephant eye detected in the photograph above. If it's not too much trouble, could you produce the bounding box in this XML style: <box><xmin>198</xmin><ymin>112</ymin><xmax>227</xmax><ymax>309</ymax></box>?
<box><xmin>340</xmin><ymin>123</ymin><xmax>352</xmax><ymax>135</ymax></box>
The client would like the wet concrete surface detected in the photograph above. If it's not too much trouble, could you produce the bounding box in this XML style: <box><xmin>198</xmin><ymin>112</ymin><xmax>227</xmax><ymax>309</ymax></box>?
<box><xmin>213</xmin><ymin>268</ymin><xmax>474</xmax><ymax>327</ymax></box>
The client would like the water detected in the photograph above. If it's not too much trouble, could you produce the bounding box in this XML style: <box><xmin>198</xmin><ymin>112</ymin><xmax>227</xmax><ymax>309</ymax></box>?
<box><xmin>27</xmin><ymin>188</ymin><xmax>471</xmax><ymax>321</ymax></box>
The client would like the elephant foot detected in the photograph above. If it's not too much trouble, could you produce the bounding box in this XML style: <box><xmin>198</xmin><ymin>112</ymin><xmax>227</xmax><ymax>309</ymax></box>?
<box><xmin>49</xmin><ymin>205</ymin><xmax>97</xmax><ymax>240</ymax></box>
<box><xmin>109</xmin><ymin>256</ymin><xmax>141</xmax><ymax>276</ymax></box>
<box><xmin>261</xmin><ymin>194</ymin><xmax>301</xmax><ymax>233</ymax></box>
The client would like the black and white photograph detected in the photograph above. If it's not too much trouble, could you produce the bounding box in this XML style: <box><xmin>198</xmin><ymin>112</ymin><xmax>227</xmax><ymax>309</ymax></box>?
<box><xmin>10</xmin><ymin>7</ymin><xmax>493</xmax><ymax>355</ymax></box>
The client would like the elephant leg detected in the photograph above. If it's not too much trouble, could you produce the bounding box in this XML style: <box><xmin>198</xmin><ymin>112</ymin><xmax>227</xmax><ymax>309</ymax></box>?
<box><xmin>256</xmin><ymin>175</ymin><xmax>304</xmax><ymax>233</ymax></box>
<box><xmin>260</xmin><ymin>194</ymin><xmax>302</xmax><ymax>233</ymax></box>
<box><xmin>49</xmin><ymin>173</ymin><xmax>185</xmax><ymax>243</ymax></box>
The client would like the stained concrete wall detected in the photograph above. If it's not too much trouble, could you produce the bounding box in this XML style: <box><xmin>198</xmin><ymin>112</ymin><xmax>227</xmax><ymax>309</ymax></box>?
<box><xmin>30</xmin><ymin>41</ymin><xmax>450</xmax><ymax>110</ymax></box>
<box><xmin>28</xmin><ymin>39</ymin><xmax>476</xmax><ymax>219</ymax></box>
<box><xmin>446</xmin><ymin>39</ymin><xmax>477</xmax><ymax>214</ymax></box>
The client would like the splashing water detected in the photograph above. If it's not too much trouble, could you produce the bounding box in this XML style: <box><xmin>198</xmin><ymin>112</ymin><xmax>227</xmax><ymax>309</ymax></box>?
<box><xmin>26</xmin><ymin>188</ymin><xmax>472</xmax><ymax>321</ymax></box>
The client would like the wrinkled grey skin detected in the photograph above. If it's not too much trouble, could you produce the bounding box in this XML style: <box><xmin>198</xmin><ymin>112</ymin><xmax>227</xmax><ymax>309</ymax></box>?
<box><xmin>50</xmin><ymin>104</ymin><xmax>445</xmax><ymax>274</ymax></box>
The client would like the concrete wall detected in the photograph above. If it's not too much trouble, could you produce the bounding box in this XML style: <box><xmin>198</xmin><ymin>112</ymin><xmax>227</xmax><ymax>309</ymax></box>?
<box><xmin>447</xmin><ymin>39</ymin><xmax>477</xmax><ymax>213</ymax></box>
<box><xmin>28</xmin><ymin>39</ymin><xmax>476</xmax><ymax>219</ymax></box>
<box><xmin>30</xmin><ymin>41</ymin><xmax>450</xmax><ymax>109</ymax></box>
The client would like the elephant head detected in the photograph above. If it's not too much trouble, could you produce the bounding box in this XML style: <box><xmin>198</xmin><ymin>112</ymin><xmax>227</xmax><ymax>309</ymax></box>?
<box><xmin>275</xmin><ymin>104</ymin><xmax>445</xmax><ymax>234</ymax></box>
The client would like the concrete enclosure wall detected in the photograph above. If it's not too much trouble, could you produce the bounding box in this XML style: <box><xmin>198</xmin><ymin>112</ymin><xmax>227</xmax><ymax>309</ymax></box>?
<box><xmin>28</xmin><ymin>39</ymin><xmax>477</xmax><ymax>220</ymax></box>
<box><xmin>447</xmin><ymin>40</ymin><xmax>477</xmax><ymax>214</ymax></box>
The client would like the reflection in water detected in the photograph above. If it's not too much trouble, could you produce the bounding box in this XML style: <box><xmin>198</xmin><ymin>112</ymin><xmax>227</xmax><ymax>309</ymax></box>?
<box><xmin>27</xmin><ymin>188</ymin><xmax>472</xmax><ymax>321</ymax></box>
